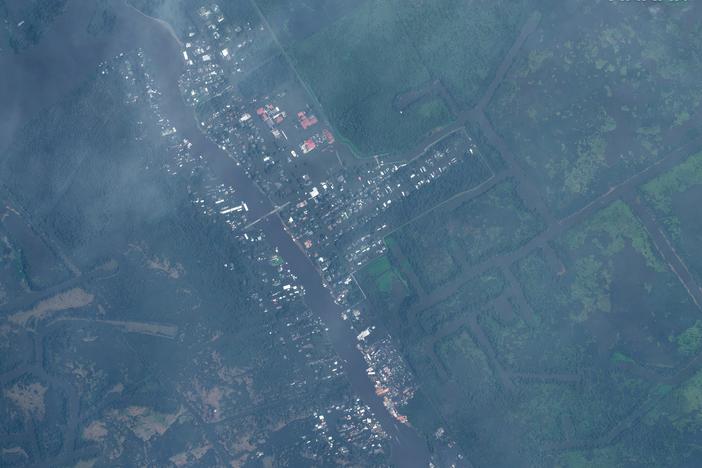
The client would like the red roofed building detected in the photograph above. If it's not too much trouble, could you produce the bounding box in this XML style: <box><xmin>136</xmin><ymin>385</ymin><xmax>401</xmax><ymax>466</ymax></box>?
<box><xmin>323</xmin><ymin>128</ymin><xmax>335</xmax><ymax>144</ymax></box>
<box><xmin>300</xmin><ymin>138</ymin><xmax>316</xmax><ymax>154</ymax></box>
<box><xmin>305</xmin><ymin>115</ymin><xmax>318</xmax><ymax>128</ymax></box>
<box><xmin>297</xmin><ymin>111</ymin><xmax>318</xmax><ymax>130</ymax></box>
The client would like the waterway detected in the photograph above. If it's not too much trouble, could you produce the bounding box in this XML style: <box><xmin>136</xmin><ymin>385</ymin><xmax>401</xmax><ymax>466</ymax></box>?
<box><xmin>0</xmin><ymin>1</ymin><xmax>431</xmax><ymax>465</ymax></box>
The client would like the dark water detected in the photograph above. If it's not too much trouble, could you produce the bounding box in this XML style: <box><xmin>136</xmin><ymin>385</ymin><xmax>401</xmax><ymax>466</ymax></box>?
<box><xmin>0</xmin><ymin>1</ymin><xmax>430</xmax><ymax>465</ymax></box>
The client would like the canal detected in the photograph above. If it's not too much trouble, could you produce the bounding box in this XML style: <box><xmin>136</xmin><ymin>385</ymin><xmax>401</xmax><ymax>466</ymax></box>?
<box><xmin>126</xmin><ymin>4</ymin><xmax>432</xmax><ymax>467</ymax></box>
<box><xmin>0</xmin><ymin>1</ymin><xmax>432</xmax><ymax>465</ymax></box>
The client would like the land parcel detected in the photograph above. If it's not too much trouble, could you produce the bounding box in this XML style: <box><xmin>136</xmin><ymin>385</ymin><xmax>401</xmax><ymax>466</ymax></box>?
<box><xmin>364</xmin><ymin>198</ymin><xmax>702</xmax><ymax>466</ymax></box>
<box><xmin>266</xmin><ymin>0</ymin><xmax>530</xmax><ymax>156</ymax></box>
<box><xmin>557</xmin><ymin>367</ymin><xmax>702</xmax><ymax>467</ymax></box>
<box><xmin>475</xmin><ymin>200</ymin><xmax>701</xmax><ymax>465</ymax></box>
<box><xmin>386</xmin><ymin>178</ymin><xmax>544</xmax><ymax>293</ymax></box>
<box><xmin>641</xmin><ymin>151</ymin><xmax>702</xmax><ymax>287</ymax></box>
<box><xmin>487</xmin><ymin>1</ymin><xmax>702</xmax><ymax>217</ymax></box>
<box><xmin>357</xmin><ymin>262</ymin><xmax>511</xmax><ymax>465</ymax></box>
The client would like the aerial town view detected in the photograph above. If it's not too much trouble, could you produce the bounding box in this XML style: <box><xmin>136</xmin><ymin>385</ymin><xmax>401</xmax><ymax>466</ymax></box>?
<box><xmin>1</xmin><ymin>0</ymin><xmax>702</xmax><ymax>467</ymax></box>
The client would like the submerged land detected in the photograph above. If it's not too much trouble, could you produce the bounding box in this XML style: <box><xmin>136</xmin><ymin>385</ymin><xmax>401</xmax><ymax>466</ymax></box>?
<box><xmin>1</xmin><ymin>0</ymin><xmax>702</xmax><ymax>467</ymax></box>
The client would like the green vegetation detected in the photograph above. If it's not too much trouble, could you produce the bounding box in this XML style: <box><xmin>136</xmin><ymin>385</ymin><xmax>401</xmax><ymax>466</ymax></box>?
<box><xmin>495</xmin><ymin>249</ymin><xmax>587</xmax><ymax>371</ymax></box>
<box><xmin>368</xmin><ymin>132</ymin><xmax>493</xmax><ymax>234</ymax></box>
<box><xmin>435</xmin><ymin>326</ymin><xmax>497</xmax><ymax>409</ymax></box>
<box><xmin>641</xmin><ymin>152</ymin><xmax>702</xmax><ymax>285</ymax></box>
<box><xmin>611</xmin><ymin>351</ymin><xmax>635</xmax><ymax>365</ymax></box>
<box><xmin>2</xmin><ymin>72</ymin><xmax>170</xmax><ymax>269</ymax></box>
<box><xmin>0</xmin><ymin>206</ymin><xmax>71</xmax><ymax>293</ymax></box>
<box><xmin>479</xmin><ymin>301</ymin><xmax>533</xmax><ymax>370</ymax></box>
<box><xmin>558</xmin><ymin>201</ymin><xmax>666</xmax><ymax>323</ymax></box>
<box><xmin>558</xmin><ymin>369</ymin><xmax>702</xmax><ymax>467</ymax></box>
<box><xmin>238</xmin><ymin>54</ymin><xmax>292</xmax><ymax>98</ymax></box>
<box><xmin>86</xmin><ymin>0</ymin><xmax>117</xmax><ymax>37</ymax></box>
<box><xmin>275</xmin><ymin>0</ymin><xmax>529</xmax><ymax>156</ymax></box>
<box><xmin>367</xmin><ymin>198</ymin><xmax>702</xmax><ymax>466</ymax></box>
<box><xmin>656</xmin><ymin>370</ymin><xmax>702</xmax><ymax>431</ymax></box>
<box><xmin>0</xmin><ymin>0</ymin><xmax>68</xmax><ymax>52</ymax></box>
<box><xmin>0</xmin><ymin>229</ymin><xmax>29</xmax><ymax>301</ymax></box>
<box><xmin>564</xmin><ymin>201</ymin><xmax>664</xmax><ymax>272</ymax></box>
<box><xmin>7</xmin><ymin>0</ymin><xmax>702</xmax><ymax>465</ymax></box>
<box><xmin>675</xmin><ymin>321</ymin><xmax>702</xmax><ymax>357</ymax></box>
<box><xmin>419</xmin><ymin>269</ymin><xmax>505</xmax><ymax>334</ymax></box>
<box><xmin>360</xmin><ymin>266</ymin><xmax>513</xmax><ymax>464</ymax></box>
<box><xmin>641</xmin><ymin>152</ymin><xmax>702</xmax><ymax>215</ymax></box>
<box><xmin>475</xmin><ymin>200</ymin><xmax>702</xmax><ymax>463</ymax></box>
<box><xmin>356</xmin><ymin>253</ymin><xmax>414</xmax><ymax>332</ymax></box>
<box><xmin>345</xmin><ymin>1</ymin><xmax>702</xmax><ymax>465</ymax></box>
<box><xmin>389</xmin><ymin>179</ymin><xmax>543</xmax><ymax>292</ymax></box>
<box><xmin>552</xmin><ymin>200</ymin><xmax>697</xmax><ymax>362</ymax></box>
<box><xmin>289</xmin><ymin>0</ymin><xmax>448</xmax><ymax>155</ymax></box>
<box><xmin>254</xmin><ymin>0</ymin><xmax>358</xmax><ymax>42</ymax></box>
<box><xmin>389</xmin><ymin>224</ymin><xmax>459</xmax><ymax>293</ymax></box>
<box><xmin>362</xmin><ymin>255</ymin><xmax>406</xmax><ymax>294</ymax></box>
<box><xmin>488</xmin><ymin>2</ymin><xmax>702</xmax><ymax>216</ymax></box>
<box><xmin>448</xmin><ymin>180</ymin><xmax>545</xmax><ymax>265</ymax></box>
<box><xmin>391</xmin><ymin>0</ymin><xmax>530</xmax><ymax>107</ymax></box>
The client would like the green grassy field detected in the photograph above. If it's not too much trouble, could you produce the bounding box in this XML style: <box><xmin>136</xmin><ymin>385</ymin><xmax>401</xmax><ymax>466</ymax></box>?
<box><xmin>273</xmin><ymin>0</ymin><xmax>529</xmax><ymax>156</ymax></box>
<box><xmin>391</xmin><ymin>0</ymin><xmax>530</xmax><ymax>107</ymax></box>
<box><xmin>361</xmin><ymin>196</ymin><xmax>702</xmax><ymax>466</ymax></box>
<box><xmin>227</xmin><ymin>1</ymin><xmax>702</xmax><ymax>465</ymax></box>
<box><xmin>487</xmin><ymin>1</ymin><xmax>702</xmax><ymax>217</ymax></box>
<box><xmin>388</xmin><ymin>179</ymin><xmax>544</xmax><ymax>292</ymax></box>
<box><xmin>641</xmin><ymin>151</ymin><xmax>702</xmax><ymax>285</ymax></box>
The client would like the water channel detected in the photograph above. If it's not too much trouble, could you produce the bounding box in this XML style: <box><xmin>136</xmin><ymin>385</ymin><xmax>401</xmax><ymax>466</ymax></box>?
<box><xmin>0</xmin><ymin>1</ymin><xmax>432</xmax><ymax>465</ymax></box>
